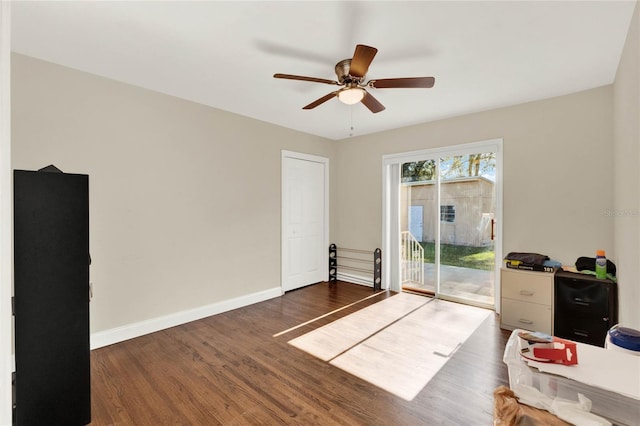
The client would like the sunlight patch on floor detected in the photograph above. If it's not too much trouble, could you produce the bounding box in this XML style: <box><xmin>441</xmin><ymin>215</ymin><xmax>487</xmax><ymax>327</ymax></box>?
<box><xmin>288</xmin><ymin>292</ymin><xmax>430</xmax><ymax>361</ymax></box>
<box><xmin>288</xmin><ymin>294</ymin><xmax>491</xmax><ymax>401</ymax></box>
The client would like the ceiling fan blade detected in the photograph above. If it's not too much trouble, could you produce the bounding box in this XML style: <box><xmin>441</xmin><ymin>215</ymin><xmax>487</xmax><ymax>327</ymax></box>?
<box><xmin>361</xmin><ymin>91</ymin><xmax>385</xmax><ymax>113</ymax></box>
<box><xmin>274</xmin><ymin>73</ymin><xmax>340</xmax><ymax>85</ymax></box>
<box><xmin>349</xmin><ymin>44</ymin><xmax>378</xmax><ymax>78</ymax></box>
<box><xmin>303</xmin><ymin>91</ymin><xmax>339</xmax><ymax>110</ymax></box>
<box><xmin>369</xmin><ymin>77</ymin><xmax>435</xmax><ymax>89</ymax></box>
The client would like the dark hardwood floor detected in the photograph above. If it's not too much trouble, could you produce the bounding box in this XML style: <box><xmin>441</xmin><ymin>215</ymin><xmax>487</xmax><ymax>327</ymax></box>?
<box><xmin>91</xmin><ymin>282</ymin><xmax>511</xmax><ymax>425</ymax></box>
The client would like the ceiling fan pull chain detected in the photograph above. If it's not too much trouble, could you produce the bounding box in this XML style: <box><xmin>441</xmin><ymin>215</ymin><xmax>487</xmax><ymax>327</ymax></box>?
<box><xmin>349</xmin><ymin>106</ymin><xmax>354</xmax><ymax>137</ymax></box>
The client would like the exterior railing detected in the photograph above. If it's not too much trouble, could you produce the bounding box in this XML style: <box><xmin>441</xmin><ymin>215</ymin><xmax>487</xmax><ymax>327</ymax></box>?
<box><xmin>401</xmin><ymin>231</ymin><xmax>424</xmax><ymax>287</ymax></box>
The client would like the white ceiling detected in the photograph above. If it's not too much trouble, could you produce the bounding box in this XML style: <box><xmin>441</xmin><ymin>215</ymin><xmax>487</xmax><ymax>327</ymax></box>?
<box><xmin>10</xmin><ymin>1</ymin><xmax>637</xmax><ymax>140</ymax></box>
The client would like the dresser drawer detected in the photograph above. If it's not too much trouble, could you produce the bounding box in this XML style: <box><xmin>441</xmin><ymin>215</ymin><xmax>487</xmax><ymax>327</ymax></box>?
<box><xmin>501</xmin><ymin>269</ymin><xmax>553</xmax><ymax>305</ymax></box>
<box><xmin>501</xmin><ymin>299</ymin><xmax>552</xmax><ymax>334</ymax></box>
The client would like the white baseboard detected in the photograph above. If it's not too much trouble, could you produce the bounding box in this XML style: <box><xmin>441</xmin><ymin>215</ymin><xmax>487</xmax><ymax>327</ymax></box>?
<box><xmin>336</xmin><ymin>272</ymin><xmax>373</xmax><ymax>287</ymax></box>
<box><xmin>90</xmin><ymin>286</ymin><xmax>283</xmax><ymax>350</ymax></box>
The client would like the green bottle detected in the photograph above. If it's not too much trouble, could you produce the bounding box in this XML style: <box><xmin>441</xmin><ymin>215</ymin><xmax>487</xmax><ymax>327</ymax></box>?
<box><xmin>595</xmin><ymin>250</ymin><xmax>607</xmax><ymax>279</ymax></box>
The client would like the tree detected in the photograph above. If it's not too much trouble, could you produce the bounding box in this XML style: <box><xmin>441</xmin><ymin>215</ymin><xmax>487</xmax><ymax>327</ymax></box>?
<box><xmin>442</xmin><ymin>153</ymin><xmax>495</xmax><ymax>179</ymax></box>
<box><xmin>402</xmin><ymin>153</ymin><xmax>496</xmax><ymax>182</ymax></box>
<box><xmin>401</xmin><ymin>160</ymin><xmax>436</xmax><ymax>182</ymax></box>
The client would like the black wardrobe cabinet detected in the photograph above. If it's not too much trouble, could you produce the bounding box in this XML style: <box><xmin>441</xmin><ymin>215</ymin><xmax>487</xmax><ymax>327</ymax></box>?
<box><xmin>554</xmin><ymin>270</ymin><xmax>618</xmax><ymax>347</ymax></box>
<box><xmin>13</xmin><ymin>168</ymin><xmax>91</xmax><ymax>425</ymax></box>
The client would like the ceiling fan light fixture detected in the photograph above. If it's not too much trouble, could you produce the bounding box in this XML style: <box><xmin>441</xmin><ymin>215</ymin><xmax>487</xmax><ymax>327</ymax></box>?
<box><xmin>274</xmin><ymin>44</ymin><xmax>433</xmax><ymax>113</ymax></box>
<box><xmin>338</xmin><ymin>87</ymin><xmax>365</xmax><ymax>105</ymax></box>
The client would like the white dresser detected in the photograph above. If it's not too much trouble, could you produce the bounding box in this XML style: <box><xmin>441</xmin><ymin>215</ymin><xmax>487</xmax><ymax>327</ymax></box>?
<box><xmin>500</xmin><ymin>268</ymin><xmax>554</xmax><ymax>334</ymax></box>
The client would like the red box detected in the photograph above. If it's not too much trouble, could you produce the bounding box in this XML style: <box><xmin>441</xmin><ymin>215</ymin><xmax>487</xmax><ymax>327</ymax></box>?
<box><xmin>518</xmin><ymin>332</ymin><xmax>578</xmax><ymax>365</ymax></box>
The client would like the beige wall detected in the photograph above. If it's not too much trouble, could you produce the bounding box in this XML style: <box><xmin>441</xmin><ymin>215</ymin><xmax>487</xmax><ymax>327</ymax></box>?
<box><xmin>334</xmin><ymin>86</ymin><xmax>614</xmax><ymax>268</ymax></box>
<box><xmin>11</xmin><ymin>54</ymin><xmax>335</xmax><ymax>334</ymax></box>
<box><xmin>613</xmin><ymin>1</ymin><xmax>640</xmax><ymax>328</ymax></box>
<box><xmin>1</xmin><ymin>3</ymin><xmax>12</xmax><ymax>423</ymax></box>
<box><xmin>12</xmin><ymin>18</ymin><xmax>639</xmax><ymax>337</ymax></box>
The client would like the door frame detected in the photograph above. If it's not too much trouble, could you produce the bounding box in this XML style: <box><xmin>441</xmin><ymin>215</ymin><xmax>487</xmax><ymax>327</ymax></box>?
<box><xmin>281</xmin><ymin>150</ymin><xmax>329</xmax><ymax>291</ymax></box>
<box><xmin>382</xmin><ymin>139</ymin><xmax>503</xmax><ymax>312</ymax></box>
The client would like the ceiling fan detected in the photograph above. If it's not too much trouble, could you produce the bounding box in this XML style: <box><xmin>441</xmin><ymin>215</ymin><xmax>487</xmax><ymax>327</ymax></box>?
<box><xmin>273</xmin><ymin>44</ymin><xmax>435</xmax><ymax>113</ymax></box>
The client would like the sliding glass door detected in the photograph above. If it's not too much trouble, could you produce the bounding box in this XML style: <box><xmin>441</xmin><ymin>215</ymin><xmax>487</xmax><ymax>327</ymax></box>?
<box><xmin>437</xmin><ymin>152</ymin><xmax>496</xmax><ymax>306</ymax></box>
<box><xmin>386</xmin><ymin>140</ymin><xmax>502</xmax><ymax>309</ymax></box>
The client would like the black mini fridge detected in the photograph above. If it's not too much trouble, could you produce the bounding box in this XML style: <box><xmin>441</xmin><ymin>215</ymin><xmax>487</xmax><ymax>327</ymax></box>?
<box><xmin>13</xmin><ymin>168</ymin><xmax>91</xmax><ymax>425</ymax></box>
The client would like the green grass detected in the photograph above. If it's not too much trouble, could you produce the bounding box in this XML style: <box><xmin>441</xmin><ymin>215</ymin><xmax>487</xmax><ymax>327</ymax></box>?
<box><xmin>419</xmin><ymin>242</ymin><xmax>495</xmax><ymax>271</ymax></box>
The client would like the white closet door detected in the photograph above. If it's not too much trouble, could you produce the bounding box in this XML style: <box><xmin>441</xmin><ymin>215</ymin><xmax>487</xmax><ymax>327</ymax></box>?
<box><xmin>282</xmin><ymin>152</ymin><xmax>328</xmax><ymax>292</ymax></box>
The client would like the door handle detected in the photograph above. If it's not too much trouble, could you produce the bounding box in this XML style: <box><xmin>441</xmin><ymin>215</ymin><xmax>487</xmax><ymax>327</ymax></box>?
<box><xmin>491</xmin><ymin>218</ymin><xmax>495</xmax><ymax>241</ymax></box>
